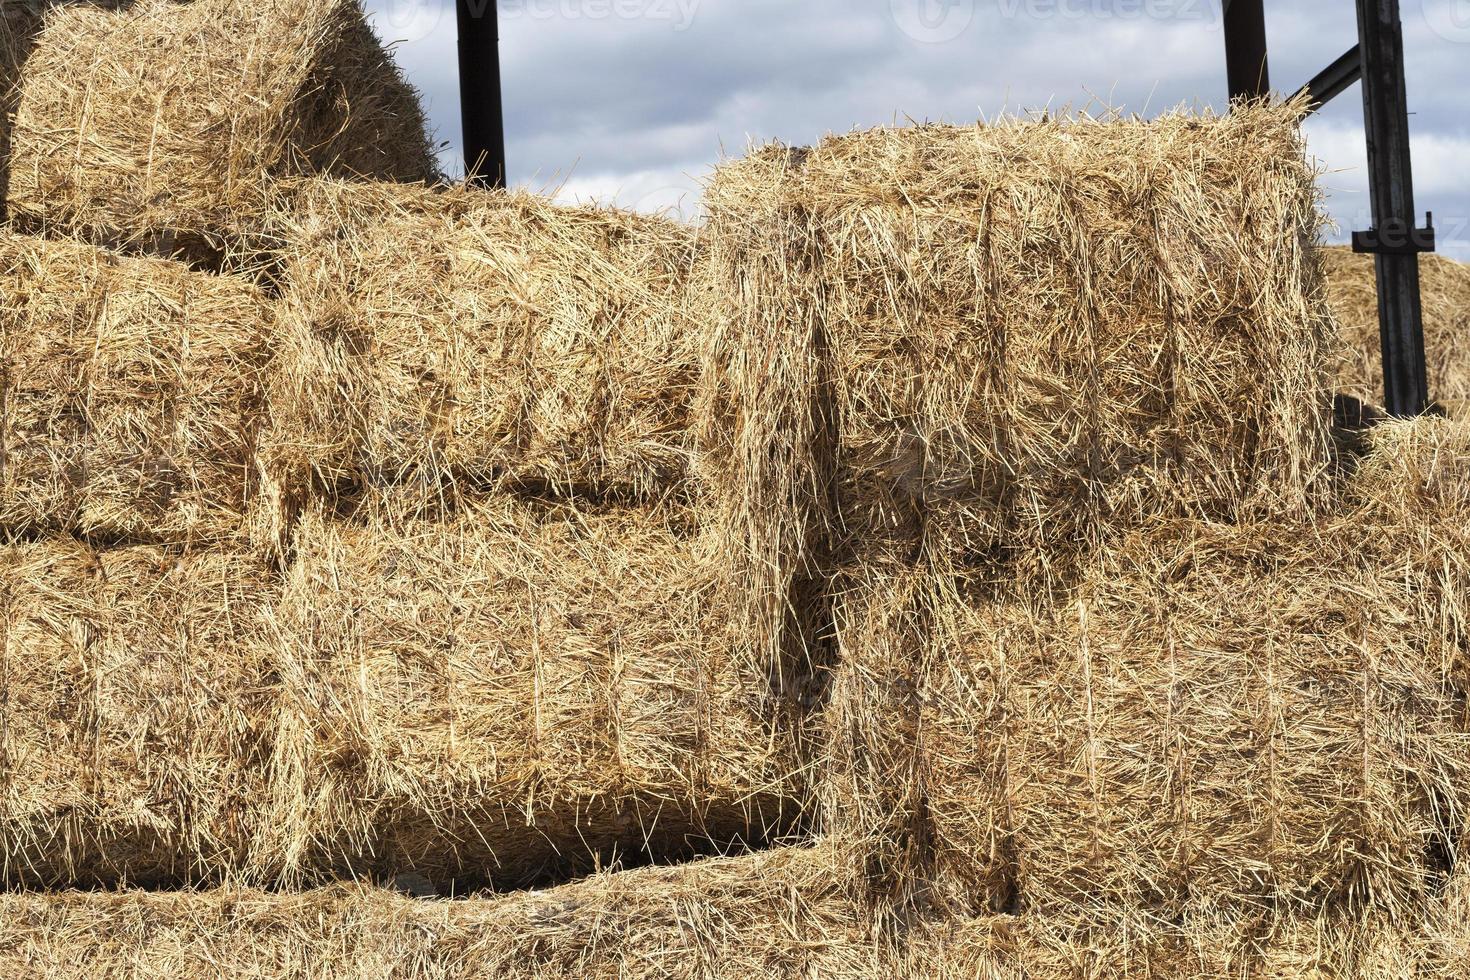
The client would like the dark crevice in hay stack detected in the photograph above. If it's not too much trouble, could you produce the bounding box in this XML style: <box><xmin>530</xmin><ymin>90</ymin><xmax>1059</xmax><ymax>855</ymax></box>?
<box><xmin>4</xmin><ymin>0</ymin><xmax>438</xmax><ymax>266</ymax></box>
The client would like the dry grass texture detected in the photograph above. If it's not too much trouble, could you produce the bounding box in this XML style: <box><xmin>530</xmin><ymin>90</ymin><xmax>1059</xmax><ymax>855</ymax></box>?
<box><xmin>823</xmin><ymin>416</ymin><xmax>1470</xmax><ymax>924</ymax></box>
<box><xmin>2</xmin><ymin>846</ymin><xmax>1469</xmax><ymax>978</ymax></box>
<box><xmin>0</xmin><ymin>232</ymin><xmax>271</xmax><ymax>544</ymax></box>
<box><xmin>0</xmin><ymin>540</ymin><xmax>275</xmax><ymax>887</ymax></box>
<box><xmin>700</xmin><ymin>103</ymin><xmax>1334</xmax><ymax>595</ymax></box>
<box><xmin>5</xmin><ymin>0</ymin><xmax>436</xmax><ymax>254</ymax></box>
<box><xmin>1323</xmin><ymin>247</ymin><xmax>1470</xmax><ymax>414</ymax></box>
<box><xmin>259</xmin><ymin>179</ymin><xmax>702</xmax><ymax>547</ymax></box>
<box><xmin>0</xmin><ymin>845</ymin><xmax>888</xmax><ymax>980</ymax></box>
<box><xmin>259</xmin><ymin>497</ymin><xmax>794</xmax><ymax>889</ymax></box>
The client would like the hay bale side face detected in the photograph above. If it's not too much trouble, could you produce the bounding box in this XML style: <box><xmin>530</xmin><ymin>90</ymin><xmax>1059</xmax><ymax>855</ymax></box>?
<box><xmin>0</xmin><ymin>846</ymin><xmax>883</xmax><ymax>979</ymax></box>
<box><xmin>0</xmin><ymin>234</ymin><xmax>270</xmax><ymax>544</ymax></box>
<box><xmin>262</xmin><ymin>180</ymin><xmax>701</xmax><ymax>525</ymax></box>
<box><xmin>825</xmin><ymin>514</ymin><xmax>1467</xmax><ymax>922</ymax></box>
<box><xmin>0</xmin><ymin>541</ymin><xmax>275</xmax><ymax>887</ymax></box>
<box><xmin>1323</xmin><ymin>247</ymin><xmax>1470</xmax><ymax>415</ymax></box>
<box><xmin>0</xmin><ymin>848</ymin><xmax>1462</xmax><ymax>978</ymax></box>
<box><xmin>261</xmin><ymin>498</ymin><xmax>793</xmax><ymax>888</ymax></box>
<box><xmin>701</xmin><ymin>105</ymin><xmax>1334</xmax><ymax>589</ymax></box>
<box><xmin>6</xmin><ymin>0</ymin><xmax>436</xmax><ymax>253</ymax></box>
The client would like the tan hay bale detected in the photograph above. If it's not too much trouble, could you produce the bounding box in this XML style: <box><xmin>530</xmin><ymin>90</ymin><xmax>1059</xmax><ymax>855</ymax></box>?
<box><xmin>901</xmin><ymin>904</ymin><xmax>1460</xmax><ymax>979</ymax></box>
<box><xmin>260</xmin><ymin>497</ymin><xmax>796</xmax><ymax>889</ymax></box>
<box><xmin>259</xmin><ymin>179</ymin><xmax>701</xmax><ymax>544</ymax></box>
<box><xmin>699</xmin><ymin>103</ymin><xmax>1335</xmax><ymax>684</ymax></box>
<box><xmin>0</xmin><ymin>845</ymin><xmax>884</xmax><ymax>979</ymax></box>
<box><xmin>1323</xmin><ymin>247</ymin><xmax>1470</xmax><ymax>415</ymax></box>
<box><xmin>0</xmin><ymin>232</ymin><xmax>270</xmax><ymax>544</ymax></box>
<box><xmin>0</xmin><ymin>539</ymin><xmax>275</xmax><ymax>887</ymax></box>
<box><xmin>0</xmin><ymin>847</ymin><xmax>1459</xmax><ymax>978</ymax></box>
<box><xmin>823</xmin><ymin>515</ymin><xmax>1468</xmax><ymax>922</ymax></box>
<box><xmin>5</xmin><ymin>0</ymin><xmax>435</xmax><ymax>257</ymax></box>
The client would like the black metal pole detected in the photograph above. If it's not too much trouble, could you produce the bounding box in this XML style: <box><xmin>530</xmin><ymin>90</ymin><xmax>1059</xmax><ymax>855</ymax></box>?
<box><xmin>456</xmin><ymin>0</ymin><xmax>506</xmax><ymax>188</ymax></box>
<box><xmin>1354</xmin><ymin>0</ymin><xmax>1431</xmax><ymax>416</ymax></box>
<box><xmin>1222</xmin><ymin>0</ymin><xmax>1270</xmax><ymax>101</ymax></box>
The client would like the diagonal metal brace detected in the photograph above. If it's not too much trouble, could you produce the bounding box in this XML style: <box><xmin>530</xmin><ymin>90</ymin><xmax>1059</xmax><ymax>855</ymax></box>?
<box><xmin>1294</xmin><ymin>44</ymin><xmax>1362</xmax><ymax>114</ymax></box>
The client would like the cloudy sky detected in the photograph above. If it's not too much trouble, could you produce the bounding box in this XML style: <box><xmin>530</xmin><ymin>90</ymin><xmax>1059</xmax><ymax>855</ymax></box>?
<box><xmin>364</xmin><ymin>0</ymin><xmax>1470</xmax><ymax>260</ymax></box>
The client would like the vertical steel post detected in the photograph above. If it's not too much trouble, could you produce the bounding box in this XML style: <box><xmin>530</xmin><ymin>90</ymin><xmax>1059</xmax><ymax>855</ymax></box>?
<box><xmin>1354</xmin><ymin>0</ymin><xmax>1430</xmax><ymax>417</ymax></box>
<box><xmin>1223</xmin><ymin>0</ymin><xmax>1270</xmax><ymax>101</ymax></box>
<box><xmin>456</xmin><ymin>0</ymin><xmax>506</xmax><ymax>188</ymax></box>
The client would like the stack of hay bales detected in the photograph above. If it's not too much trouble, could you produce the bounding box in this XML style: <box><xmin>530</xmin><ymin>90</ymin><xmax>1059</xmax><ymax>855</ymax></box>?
<box><xmin>4</xmin><ymin>0</ymin><xmax>436</xmax><ymax>259</ymax></box>
<box><xmin>248</xmin><ymin>177</ymin><xmax>798</xmax><ymax>888</ymax></box>
<box><xmin>699</xmin><ymin>103</ymin><xmax>1336</xmax><ymax>693</ymax></box>
<box><xmin>5</xmin><ymin>2</ymin><xmax>1470</xmax><ymax>964</ymax></box>
<box><xmin>1</xmin><ymin>0</ymin><xmax>800</xmax><ymax>896</ymax></box>
<box><xmin>699</xmin><ymin>98</ymin><xmax>1470</xmax><ymax>954</ymax></box>
<box><xmin>1</xmin><ymin>189</ymin><xmax>798</xmax><ymax>889</ymax></box>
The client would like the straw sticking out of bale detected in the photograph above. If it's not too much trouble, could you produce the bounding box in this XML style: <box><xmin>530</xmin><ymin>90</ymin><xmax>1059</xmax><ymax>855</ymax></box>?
<box><xmin>259</xmin><ymin>497</ymin><xmax>796</xmax><ymax>889</ymax></box>
<box><xmin>6</xmin><ymin>0</ymin><xmax>436</xmax><ymax>257</ymax></box>
<box><xmin>0</xmin><ymin>232</ymin><xmax>271</xmax><ymax>545</ymax></box>
<box><xmin>259</xmin><ymin>179</ymin><xmax>702</xmax><ymax>547</ymax></box>
<box><xmin>1323</xmin><ymin>247</ymin><xmax>1470</xmax><ymax>415</ymax></box>
<box><xmin>0</xmin><ymin>540</ymin><xmax>276</xmax><ymax>888</ymax></box>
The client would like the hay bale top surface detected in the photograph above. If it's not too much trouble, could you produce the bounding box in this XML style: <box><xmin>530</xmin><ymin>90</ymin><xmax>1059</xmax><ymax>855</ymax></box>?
<box><xmin>7</xmin><ymin>0</ymin><xmax>436</xmax><ymax>250</ymax></box>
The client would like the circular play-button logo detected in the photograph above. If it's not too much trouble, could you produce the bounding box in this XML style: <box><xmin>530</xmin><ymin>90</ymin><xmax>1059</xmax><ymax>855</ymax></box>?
<box><xmin>891</xmin><ymin>0</ymin><xmax>976</xmax><ymax>44</ymax></box>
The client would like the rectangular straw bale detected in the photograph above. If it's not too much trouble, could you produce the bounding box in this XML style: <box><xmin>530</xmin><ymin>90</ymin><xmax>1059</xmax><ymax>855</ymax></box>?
<box><xmin>902</xmin><ymin>904</ymin><xmax>1458</xmax><ymax>980</ymax></box>
<box><xmin>0</xmin><ymin>539</ymin><xmax>276</xmax><ymax>887</ymax></box>
<box><xmin>260</xmin><ymin>496</ymin><xmax>795</xmax><ymax>889</ymax></box>
<box><xmin>0</xmin><ymin>844</ymin><xmax>882</xmax><ymax>979</ymax></box>
<box><xmin>0</xmin><ymin>848</ymin><xmax>1462</xmax><ymax>978</ymax></box>
<box><xmin>699</xmin><ymin>104</ymin><xmax>1335</xmax><ymax>676</ymax></box>
<box><xmin>823</xmin><ymin>518</ymin><xmax>1467</xmax><ymax>922</ymax></box>
<box><xmin>5</xmin><ymin>0</ymin><xmax>436</xmax><ymax>258</ymax></box>
<box><xmin>259</xmin><ymin>178</ymin><xmax>701</xmax><ymax>543</ymax></box>
<box><xmin>0</xmin><ymin>233</ymin><xmax>270</xmax><ymax>544</ymax></box>
<box><xmin>1323</xmin><ymin>247</ymin><xmax>1470</xmax><ymax>414</ymax></box>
